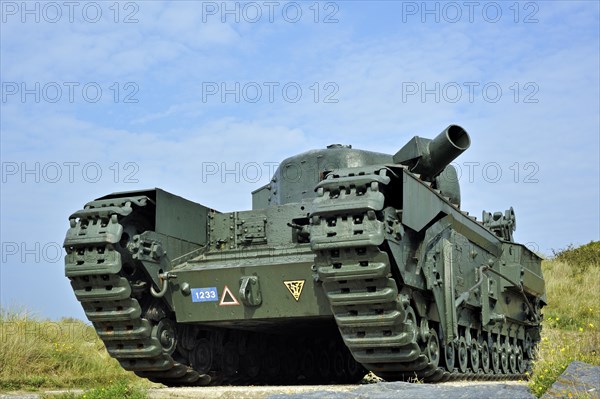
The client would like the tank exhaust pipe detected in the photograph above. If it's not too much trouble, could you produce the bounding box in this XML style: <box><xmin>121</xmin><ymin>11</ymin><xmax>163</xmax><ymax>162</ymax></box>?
<box><xmin>393</xmin><ymin>125</ymin><xmax>471</xmax><ymax>181</ymax></box>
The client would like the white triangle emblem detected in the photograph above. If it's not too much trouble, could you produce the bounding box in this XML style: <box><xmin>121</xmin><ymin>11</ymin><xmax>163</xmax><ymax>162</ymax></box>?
<box><xmin>219</xmin><ymin>285</ymin><xmax>240</xmax><ymax>306</ymax></box>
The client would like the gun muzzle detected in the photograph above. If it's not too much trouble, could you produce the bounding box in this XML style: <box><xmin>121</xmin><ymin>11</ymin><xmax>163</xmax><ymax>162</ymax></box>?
<box><xmin>393</xmin><ymin>125</ymin><xmax>471</xmax><ymax>180</ymax></box>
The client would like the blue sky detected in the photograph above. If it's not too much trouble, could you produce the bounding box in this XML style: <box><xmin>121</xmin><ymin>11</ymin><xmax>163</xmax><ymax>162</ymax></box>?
<box><xmin>1</xmin><ymin>1</ymin><xmax>599</xmax><ymax>320</ymax></box>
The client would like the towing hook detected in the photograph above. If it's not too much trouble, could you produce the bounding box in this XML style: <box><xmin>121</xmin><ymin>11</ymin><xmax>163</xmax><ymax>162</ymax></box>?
<box><xmin>150</xmin><ymin>271</ymin><xmax>177</xmax><ymax>298</ymax></box>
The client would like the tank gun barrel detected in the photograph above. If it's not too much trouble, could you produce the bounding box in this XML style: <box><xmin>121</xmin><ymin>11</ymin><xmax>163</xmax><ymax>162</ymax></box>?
<box><xmin>393</xmin><ymin>125</ymin><xmax>471</xmax><ymax>180</ymax></box>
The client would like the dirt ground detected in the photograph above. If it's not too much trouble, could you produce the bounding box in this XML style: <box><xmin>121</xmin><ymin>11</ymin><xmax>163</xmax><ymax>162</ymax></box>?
<box><xmin>146</xmin><ymin>380</ymin><xmax>534</xmax><ymax>399</ymax></box>
<box><xmin>0</xmin><ymin>380</ymin><xmax>534</xmax><ymax>399</ymax></box>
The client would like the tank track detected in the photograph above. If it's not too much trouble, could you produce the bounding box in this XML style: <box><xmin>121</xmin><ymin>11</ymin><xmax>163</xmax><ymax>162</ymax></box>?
<box><xmin>309</xmin><ymin>167</ymin><xmax>535</xmax><ymax>382</ymax></box>
<box><xmin>64</xmin><ymin>197</ymin><xmax>211</xmax><ymax>386</ymax></box>
<box><xmin>64</xmin><ymin>196</ymin><xmax>365</xmax><ymax>386</ymax></box>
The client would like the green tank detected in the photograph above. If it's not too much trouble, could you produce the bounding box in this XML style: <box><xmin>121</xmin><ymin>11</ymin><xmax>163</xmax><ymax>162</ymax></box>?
<box><xmin>63</xmin><ymin>125</ymin><xmax>546</xmax><ymax>385</ymax></box>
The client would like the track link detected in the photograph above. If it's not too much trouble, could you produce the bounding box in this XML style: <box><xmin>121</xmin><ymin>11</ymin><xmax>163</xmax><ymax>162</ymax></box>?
<box><xmin>64</xmin><ymin>197</ymin><xmax>209</xmax><ymax>386</ymax></box>
<box><xmin>309</xmin><ymin>167</ymin><xmax>531</xmax><ymax>382</ymax></box>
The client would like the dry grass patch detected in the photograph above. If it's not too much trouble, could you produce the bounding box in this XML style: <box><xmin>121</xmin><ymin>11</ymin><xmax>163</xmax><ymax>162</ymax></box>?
<box><xmin>529</xmin><ymin>242</ymin><xmax>600</xmax><ymax>397</ymax></box>
<box><xmin>0</xmin><ymin>308</ymin><xmax>145</xmax><ymax>391</ymax></box>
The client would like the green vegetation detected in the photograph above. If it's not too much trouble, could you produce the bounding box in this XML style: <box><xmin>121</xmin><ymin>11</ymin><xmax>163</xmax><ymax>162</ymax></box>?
<box><xmin>552</xmin><ymin>241</ymin><xmax>600</xmax><ymax>274</ymax></box>
<box><xmin>41</xmin><ymin>380</ymin><xmax>147</xmax><ymax>399</ymax></box>
<box><xmin>529</xmin><ymin>241</ymin><xmax>600</xmax><ymax>397</ymax></box>
<box><xmin>0</xmin><ymin>308</ymin><xmax>147</xmax><ymax>392</ymax></box>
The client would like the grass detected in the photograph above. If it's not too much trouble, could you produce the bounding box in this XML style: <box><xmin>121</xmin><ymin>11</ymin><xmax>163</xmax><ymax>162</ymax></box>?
<box><xmin>528</xmin><ymin>242</ymin><xmax>600</xmax><ymax>398</ymax></box>
<box><xmin>0</xmin><ymin>308</ymin><xmax>147</xmax><ymax>393</ymax></box>
<box><xmin>40</xmin><ymin>381</ymin><xmax>147</xmax><ymax>399</ymax></box>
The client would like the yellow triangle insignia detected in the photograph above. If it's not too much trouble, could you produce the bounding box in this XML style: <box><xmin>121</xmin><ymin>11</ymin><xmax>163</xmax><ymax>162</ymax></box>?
<box><xmin>284</xmin><ymin>280</ymin><xmax>305</xmax><ymax>301</ymax></box>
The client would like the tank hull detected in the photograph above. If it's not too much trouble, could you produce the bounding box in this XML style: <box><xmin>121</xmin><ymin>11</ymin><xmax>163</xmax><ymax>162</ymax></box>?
<box><xmin>63</xmin><ymin>127</ymin><xmax>545</xmax><ymax>385</ymax></box>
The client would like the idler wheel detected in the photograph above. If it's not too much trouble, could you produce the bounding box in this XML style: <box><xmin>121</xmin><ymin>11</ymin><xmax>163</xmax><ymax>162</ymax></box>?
<box><xmin>240</xmin><ymin>343</ymin><xmax>261</xmax><ymax>379</ymax></box>
<box><xmin>191</xmin><ymin>338</ymin><xmax>212</xmax><ymax>374</ymax></box>
<box><xmin>457</xmin><ymin>337</ymin><xmax>469</xmax><ymax>373</ymax></box>
<box><xmin>179</xmin><ymin>326</ymin><xmax>198</xmax><ymax>351</ymax></box>
<box><xmin>222</xmin><ymin>341</ymin><xmax>240</xmax><ymax>377</ymax></box>
<box><xmin>491</xmin><ymin>342</ymin><xmax>501</xmax><ymax>374</ymax></box>
<box><xmin>264</xmin><ymin>346</ymin><xmax>282</xmax><ymax>381</ymax></box>
<box><xmin>153</xmin><ymin>318</ymin><xmax>177</xmax><ymax>355</ymax></box>
<box><xmin>443</xmin><ymin>341</ymin><xmax>455</xmax><ymax>372</ymax></box>
<box><xmin>509</xmin><ymin>344</ymin><xmax>518</xmax><ymax>374</ymax></box>
<box><xmin>480</xmin><ymin>340</ymin><xmax>491</xmax><ymax>374</ymax></box>
<box><xmin>500</xmin><ymin>344</ymin><xmax>509</xmax><ymax>374</ymax></box>
<box><xmin>516</xmin><ymin>345</ymin><xmax>527</xmax><ymax>374</ymax></box>
<box><xmin>525</xmin><ymin>332</ymin><xmax>534</xmax><ymax>359</ymax></box>
<box><xmin>300</xmin><ymin>347</ymin><xmax>317</xmax><ymax>381</ymax></box>
<box><xmin>469</xmin><ymin>339</ymin><xmax>480</xmax><ymax>372</ymax></box>
<box><xmin>331</xmin><ymin>343</ymin><xmax>346</xmax><ymax>381</ymax></box>
<box><xmin>315</xmin><ymin>343</ymin><xmax>332</xmax><ymax>382</ymax></box>
<box><xmin>318</xmin><ymin>354</ymin><xmax>332</xmax><ymax>382</ymax></box>
<box><xmin>331</xmin><ymin>350</ymin><xmax>346</xmax><ymax>383</ymax></box>
<box><xmin>344</xmin><ymin>349</ymin><xmax>365</xmax><ymax>382</ymax></box>
<box><xmin>425</xmin><ymin>329</ymin><xmax>440</xmax><ymax>368</ymax></box>
<box><xmin>282</xmin><ymin>346</ymin><xmax>300</xmax><ymax>383</ymax></box>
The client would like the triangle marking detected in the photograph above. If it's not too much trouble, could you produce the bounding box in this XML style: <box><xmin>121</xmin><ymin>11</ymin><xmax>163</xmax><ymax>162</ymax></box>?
<box><xmin>219</xmin><ymin>285</ymin><xmax>240</xmax><ymax>306</ymax></box>
<box><xmin>284</xmin><ymin>280</ymin><xmax>305</xmax><ymax>301</ymax></box>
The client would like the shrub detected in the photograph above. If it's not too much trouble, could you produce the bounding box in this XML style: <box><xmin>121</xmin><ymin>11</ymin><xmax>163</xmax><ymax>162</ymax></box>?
<box><xmin>552</xmin><ymin>241</ymin><xmax>600</xmax><ymax>274</ymax></box>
